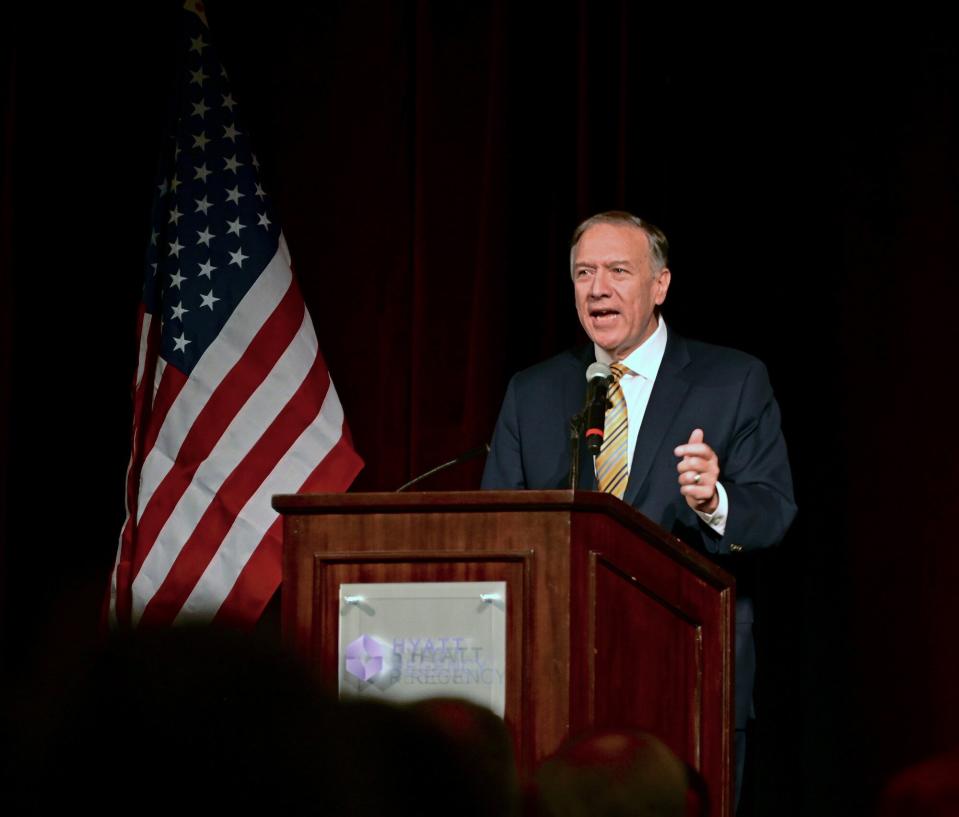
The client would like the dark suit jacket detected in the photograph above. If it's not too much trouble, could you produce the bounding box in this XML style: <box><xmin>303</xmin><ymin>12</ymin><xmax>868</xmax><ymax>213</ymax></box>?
<box><xmin>481</xmin><ymin>328</ymin><xmax>797</xmax><ymax>726</ymax></box>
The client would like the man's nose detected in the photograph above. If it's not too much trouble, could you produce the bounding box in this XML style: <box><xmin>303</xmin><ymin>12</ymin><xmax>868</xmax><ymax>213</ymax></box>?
<box><xmin>588</xmin><ymin>269</ymin><xmax>611</xmax><ymax>296</ymax></box>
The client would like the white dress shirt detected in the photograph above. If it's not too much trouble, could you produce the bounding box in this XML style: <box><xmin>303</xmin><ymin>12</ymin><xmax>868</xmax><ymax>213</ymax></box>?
<box><xmin>594</xmin><ymin>316</ymin><xmax>728</xmax><ymax>535</ymax></box>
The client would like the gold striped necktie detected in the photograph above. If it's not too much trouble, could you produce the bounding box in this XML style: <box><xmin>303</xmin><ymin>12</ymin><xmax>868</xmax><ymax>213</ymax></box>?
<box><xmin>596</xmin><ymin>362</ymin><xmax>630</xmax><ymax>499</ymax></box>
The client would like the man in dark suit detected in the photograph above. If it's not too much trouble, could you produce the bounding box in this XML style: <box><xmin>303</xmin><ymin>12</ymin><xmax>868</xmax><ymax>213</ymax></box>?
<box><xmin>481</xmin><ymin>211</ymin><xmax>796</xmax><ymax>809</ymax></box>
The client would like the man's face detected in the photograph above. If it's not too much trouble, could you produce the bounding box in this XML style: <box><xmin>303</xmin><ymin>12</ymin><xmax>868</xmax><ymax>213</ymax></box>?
<box><xmin>572</xmin><ymin>223</ymin><xmax>671</xmax><ymax>360</ymax></box>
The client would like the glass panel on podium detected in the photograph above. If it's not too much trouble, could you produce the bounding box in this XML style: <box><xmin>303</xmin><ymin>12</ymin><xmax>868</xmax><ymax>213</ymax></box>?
<box><xmin>337</xmin><ymin>581</ymin><xmax>507</xmax><ymax>715</ymax></box>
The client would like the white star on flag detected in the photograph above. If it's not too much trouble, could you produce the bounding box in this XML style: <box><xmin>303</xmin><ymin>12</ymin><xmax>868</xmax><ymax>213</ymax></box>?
<box><xmin>200</xmin><ymin>290</ymin><xmax>220</xmax><ymax>310</ymax></box>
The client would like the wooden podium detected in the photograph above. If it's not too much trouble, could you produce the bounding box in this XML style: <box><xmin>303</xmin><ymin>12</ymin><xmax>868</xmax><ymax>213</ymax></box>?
<box><xmin>273</xmin><ymin>490</ymin><xmax>735</xmax><ymax>816</ymax></box>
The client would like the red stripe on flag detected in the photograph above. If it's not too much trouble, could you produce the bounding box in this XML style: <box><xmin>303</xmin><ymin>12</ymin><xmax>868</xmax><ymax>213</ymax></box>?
<box><xmin>113</xmin><ymin>307</ymin><xmax>168</xmax><ymax>628</ymax></box>
<box><xmin>119</xmin><ymin>306</ymin><xmax>152</xmax><ymax>538</ymax></box>
<box><xmin>124</xmin><ymin>306</ymin><xmax>156</xmax><ymax>515</ymax></box>
<box><xmin>212</xmin><ymin>517</ymin><xmax>284</xmax><ymax>630</ymax></box>
<box><xmin>130</xmin><ymin>279</ymin><xmax>305</xmax><ymax>578</ymax></box>
<box><xmin>139</xmin><ymin>358</ymin><xmax>189</xmax><ymax>467</ymax></box>
<box><xmin>212</xmin><ymin>430</ymin><xmax>364</xmax><ymax>629</ymax></box>
<box><xmin>297</xmin><ymin>422</ymin><xmax>364</xmax><ymax>494</ymax></box>
<box><xmin>137</xmin><ymin>351</ymin><xmax>333</xmax><ymax>626</ymax></box>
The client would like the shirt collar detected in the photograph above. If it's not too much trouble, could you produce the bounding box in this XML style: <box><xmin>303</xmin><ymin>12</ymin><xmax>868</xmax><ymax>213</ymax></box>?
<box><xmin>593</xmin><ymin>315</ymin><xmax>668</xmax><ymax>380</ymax></box>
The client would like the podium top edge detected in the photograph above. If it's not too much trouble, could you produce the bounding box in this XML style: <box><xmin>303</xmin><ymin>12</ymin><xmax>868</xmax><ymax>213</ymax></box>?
<box><xmin>271</xmin><ymin>490</ymin><xmax>734</xmax><ymax>588</ymax></box>
<box><xmin>271</xmin><ymin>489</ymin><xmax>622</xmax><ymax>515</ymax></box>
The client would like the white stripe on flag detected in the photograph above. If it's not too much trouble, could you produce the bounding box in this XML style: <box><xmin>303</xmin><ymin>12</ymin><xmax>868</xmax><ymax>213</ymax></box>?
<box><xmin>174</xmin><ymin>378</ymin><xmax>346</xmax><ymax>623</ymax></box>
<box><xmin>135</xmin><ymin>312</ymin><xmax>153</xmax><ymax>389</ymax></box>
<box><xmin>152</xmin><ymin>357</ymin><xmax>167</xmax><ymax>406</ymax></box>
<box><xmin>136</xmin><ymin>237</ymin><xmax>293</xmax><ymax>522</ymax></box>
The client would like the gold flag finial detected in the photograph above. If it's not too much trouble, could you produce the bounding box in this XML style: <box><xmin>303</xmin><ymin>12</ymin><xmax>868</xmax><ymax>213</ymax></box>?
<box><xmin>183</xmin><ymin>0</ymin><xmax>209</xmax><ymax>28</ymax></box>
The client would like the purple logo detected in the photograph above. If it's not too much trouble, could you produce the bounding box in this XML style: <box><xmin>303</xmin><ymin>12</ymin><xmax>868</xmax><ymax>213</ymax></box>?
<box><xmin>345</xmin><ymin>634</ymin><xmax>389</xmax><ymax>682</ymax></box>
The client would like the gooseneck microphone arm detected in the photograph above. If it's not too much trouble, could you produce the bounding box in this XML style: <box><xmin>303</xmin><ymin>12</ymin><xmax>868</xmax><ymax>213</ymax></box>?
<box><xmin>569</xmin><ymin>416</ymin><xmax>581</xmax><ymax>489</ymax></box>
<box><xmin>395</xmin><ymin>443</ymin><xmax>491</xmax><ymax>492</ymax></box>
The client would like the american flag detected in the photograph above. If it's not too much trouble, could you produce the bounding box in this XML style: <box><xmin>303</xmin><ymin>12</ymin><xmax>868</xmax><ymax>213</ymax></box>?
<box><xmin>109</xmin><ymin>0</ymin><xmax>363</xmax><ymax>629</ymax></box>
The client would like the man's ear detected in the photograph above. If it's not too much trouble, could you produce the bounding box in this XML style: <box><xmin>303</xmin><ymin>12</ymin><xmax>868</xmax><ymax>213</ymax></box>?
<box><xmin>654</xmin><ymin>267</ymin><xmax>671</xmax><ymax>305</ymax></box>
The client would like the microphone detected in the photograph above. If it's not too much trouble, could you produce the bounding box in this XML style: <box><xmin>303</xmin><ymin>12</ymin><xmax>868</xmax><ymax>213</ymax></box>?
<box><xmin>395</xmin><ymin>444</ymin><xmax>491</xmax><ymax>492</ymax></box>
<box><xmin>584</xmin><ymin>362</ymin><xmax>612</xmax><ymax>456</ymax></box>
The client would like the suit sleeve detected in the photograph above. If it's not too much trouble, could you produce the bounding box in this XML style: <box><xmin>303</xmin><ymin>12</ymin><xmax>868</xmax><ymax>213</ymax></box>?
<box><xmin>710</xmin><ymin>360</ymin><xmax>797</xmax><ymax>553</ymax></box>
<box><xmin>481</xmin><ymin>375</ymin><xmax>527</xmax><ymax>489</ymax></box>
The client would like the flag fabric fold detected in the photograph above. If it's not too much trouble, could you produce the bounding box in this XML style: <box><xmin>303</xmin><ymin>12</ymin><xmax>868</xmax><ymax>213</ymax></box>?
<box><xmin>109</xmin><ymin>0</ymin><xmax>363</xmax><ymax>629</ymax></box>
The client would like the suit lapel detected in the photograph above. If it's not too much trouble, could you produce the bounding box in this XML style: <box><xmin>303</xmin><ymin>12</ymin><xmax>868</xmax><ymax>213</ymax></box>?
<box><xmin>623</xmin><ymin>331</ymin><xmax>692</xmax><ymax>506</ymax></box>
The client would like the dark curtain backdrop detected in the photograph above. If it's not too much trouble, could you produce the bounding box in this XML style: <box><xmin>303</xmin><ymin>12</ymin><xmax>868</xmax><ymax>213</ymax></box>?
<box><xmin>3</xmin><ymin>4</ymin><xmax>958</xmax><ymax>816</ymax></box>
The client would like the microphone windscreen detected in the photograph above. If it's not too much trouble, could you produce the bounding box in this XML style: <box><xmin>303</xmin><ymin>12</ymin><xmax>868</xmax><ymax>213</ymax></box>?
<box><xmin>586</xmin><ymin>362</ymin><xmax>612</xmax><ymax>382</ymax></box>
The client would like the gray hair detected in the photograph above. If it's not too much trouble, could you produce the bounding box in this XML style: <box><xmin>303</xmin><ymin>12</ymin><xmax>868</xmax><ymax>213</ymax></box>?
<box><xmin>569</xmin><ymin>211</ymin><xmax>670</xmax><ymax>275</ymax></box>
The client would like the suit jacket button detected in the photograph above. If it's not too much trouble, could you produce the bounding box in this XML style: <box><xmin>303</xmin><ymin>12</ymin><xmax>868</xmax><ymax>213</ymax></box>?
<box><xmin>729</xmin><ymin>543</ymin><xmax>743</xmax><ymax>553</ymax></box>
